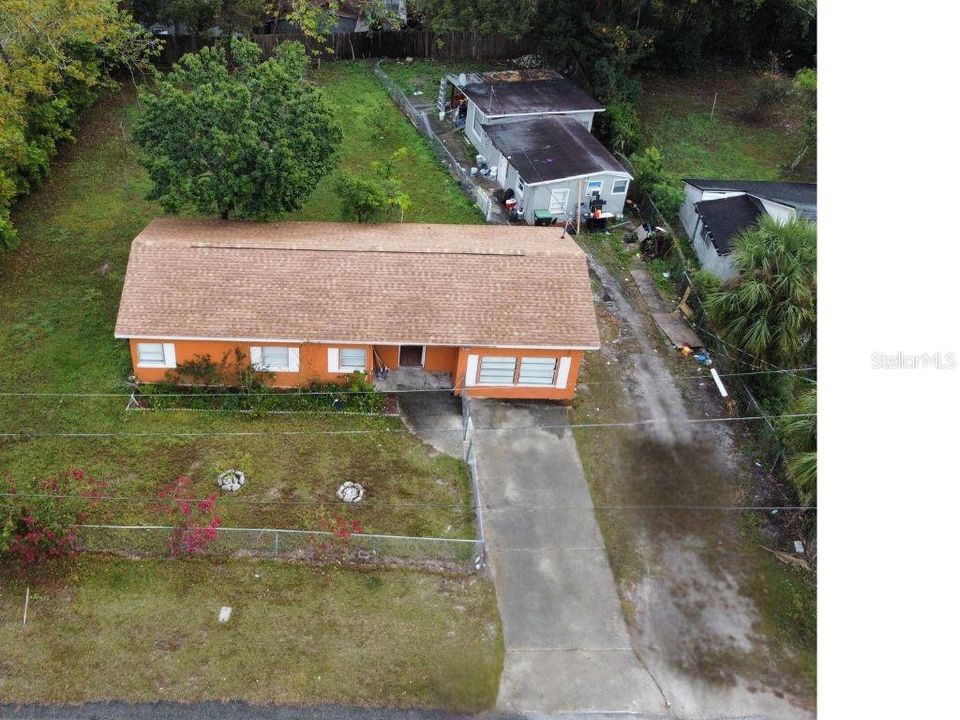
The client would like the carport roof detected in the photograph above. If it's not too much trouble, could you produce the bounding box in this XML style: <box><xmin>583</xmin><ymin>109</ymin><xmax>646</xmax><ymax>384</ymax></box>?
<box><xmin>483</xmin><ymin>116</ymin><xmax>630</xmax><ymax>185</ymax></box>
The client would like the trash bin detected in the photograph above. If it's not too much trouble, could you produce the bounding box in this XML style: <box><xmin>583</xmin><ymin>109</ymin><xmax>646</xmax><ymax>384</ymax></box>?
<box><xmin>534</xmin><ymin>209</ymin><xmax>553</xmax><ymax>226</ymax></box>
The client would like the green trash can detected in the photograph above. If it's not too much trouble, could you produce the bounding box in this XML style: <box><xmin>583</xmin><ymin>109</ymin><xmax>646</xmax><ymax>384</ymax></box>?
<box><xmin>534</xmin><ymin>209</ymin><xmax>553</xmax><ymax>226</ymax></box>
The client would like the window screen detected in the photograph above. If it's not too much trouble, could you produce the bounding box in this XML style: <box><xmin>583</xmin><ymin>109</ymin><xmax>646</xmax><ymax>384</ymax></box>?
<box><xmin>339</xmin><ymin>349</ymin><xmax>366</xmax><ymax>372</ymax></box>
<box><xmin>518</xmin><ymin>357</ymin><xmax>558</xmax><ymax>385</ymax></box>
<box><xmin>613</xmin><ymin>179</ymin><xmax>628</xmax><ymax>193</ymax></box>
<box><xmin>478</xmin><ymin>356</ymin><xmax>517</xmax><ymax>384</ymax></box>
<box><xmin>586</xmin><ymin>180</ymin><xmax>603</xmax><ymax>194</ymax></box>
<box><xmin>262</xmin><ymin>346</ymin><xmax>290</xmax><ymax>370</ymax></box>
<box><xmin>137</xmin><ymin>343</ymin><xmax>165</xmax><ymax>366</ymax></box>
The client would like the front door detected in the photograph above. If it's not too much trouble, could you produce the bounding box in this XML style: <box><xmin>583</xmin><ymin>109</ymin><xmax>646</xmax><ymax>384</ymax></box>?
<box><xmin>399</xmin><ymin>345</ymin><xmax>424</xmax><ymax>367</ymax></box>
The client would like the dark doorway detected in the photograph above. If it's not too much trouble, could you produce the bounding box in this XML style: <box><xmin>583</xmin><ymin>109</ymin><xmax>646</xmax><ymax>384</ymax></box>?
<box><xmin>399</xmin><ymin>345</ymin><xmax>424</xmax><ymax>367</ymax></box>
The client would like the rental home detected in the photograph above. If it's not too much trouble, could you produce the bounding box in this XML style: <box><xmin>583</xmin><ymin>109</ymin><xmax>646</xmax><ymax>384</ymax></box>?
<box><xmin>438</xmin><ymin>70</ymin><xmax>632</xmax><ymax>224</ymax></box>
<box><xmin>679</xmin><ymin>179</ymin><xmax>817</xmax><ymax>280</ymax></box>
<box><xmin>115</xmin><ymin>219</ymin><xmax>601</xmax><ymax>401</ymax></box>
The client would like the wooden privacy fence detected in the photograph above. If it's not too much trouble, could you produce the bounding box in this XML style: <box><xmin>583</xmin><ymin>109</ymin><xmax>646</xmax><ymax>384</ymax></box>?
<box><xmin>156</xmin><ymin>30</ymin><xmax>537</xmax><ymax>66</ymax></box>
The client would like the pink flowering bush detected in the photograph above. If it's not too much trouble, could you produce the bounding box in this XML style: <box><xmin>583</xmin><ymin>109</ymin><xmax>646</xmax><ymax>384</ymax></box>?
<box><xmin>153</xmin><ymin>476</ymin><xmax>221</xmax><ymax>557</ymax></box>
<box><xmin>308</xmin><ymin>509</ymin><xmax>363</xmax><ymax>562</ymax></box>
<box><xmin>0</xmin><ymin>469</ymin><xmax>104</xmax><ymax>571</ymax></box>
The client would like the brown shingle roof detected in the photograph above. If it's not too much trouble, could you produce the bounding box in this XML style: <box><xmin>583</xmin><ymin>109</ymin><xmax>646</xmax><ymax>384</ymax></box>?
<box><xmin>115</xmin><ymin>219</ymin><xmax>601</xmax><ymax>349</ymax></box>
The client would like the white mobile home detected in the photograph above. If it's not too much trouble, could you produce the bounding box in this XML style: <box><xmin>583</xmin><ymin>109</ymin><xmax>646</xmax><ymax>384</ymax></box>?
<box><xmin>437</xmin><ymin>70</ymin><xmax>629</xmax><ymax>224</ymax></box>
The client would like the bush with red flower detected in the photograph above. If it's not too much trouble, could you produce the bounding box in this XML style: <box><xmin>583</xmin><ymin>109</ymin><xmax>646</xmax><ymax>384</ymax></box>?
<box><xmin>308</xmin><ymin>508</ymin><xmax>363</xmax><ymax>562</ymax></box>
<box><xmin>153</xmin><ymin>476</ymin><xmax>221</xmax><ymax>557</ymax></box>
<box><xmin>0</xmin><ymin>469</ymin><xmax>104</xmax><ymax>570</ymax></box>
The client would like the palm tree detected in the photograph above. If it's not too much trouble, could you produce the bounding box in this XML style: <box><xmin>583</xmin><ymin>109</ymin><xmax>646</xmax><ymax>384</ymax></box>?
<box><xmin>705</xmin><ymin>215</ymin><xmax>817</xmax><ymax>368</ymax></box>
<box><xmin>780</xmin><ymin>387</ymin><xmax>817</xmax><ymax>507</ymax></box>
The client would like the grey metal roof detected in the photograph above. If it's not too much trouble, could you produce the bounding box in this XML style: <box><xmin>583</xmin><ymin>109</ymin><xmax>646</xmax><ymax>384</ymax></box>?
<box><xmin>683</xmin><ymin>178</ymin><xmax>817</xmax><ymax>221</ymax></box>
<box><xmin>483</xmin><ymin>116</ymin><xmax>630</xmax><ymax>185</ymax></box>
<box><xmin>694</xmin><ymin>194</ymin><xmax>766</xmax><ymax>255</ymax></box>
<box><xmin>450</xmin><ymin>69</ymin><xmax>604</xmax><ymax>117</ymax></box>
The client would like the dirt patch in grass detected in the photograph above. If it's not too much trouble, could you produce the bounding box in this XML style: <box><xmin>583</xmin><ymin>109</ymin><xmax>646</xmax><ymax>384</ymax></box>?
<box><xmin>0</xmin><ymin>556</ymin><xmax>502</xmax><ymax>710</ymax></box>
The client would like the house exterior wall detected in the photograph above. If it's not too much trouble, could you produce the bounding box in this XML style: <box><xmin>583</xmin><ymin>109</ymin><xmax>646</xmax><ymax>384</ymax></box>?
<box><xmin>522</xmin><ymin>173</ymin><xmax>631</xmax><ymax>224</ymax></box>
<box><xmin>128</xmin><ymin>339</ymin><xmax>586</xmax><ymax>400</ymax></box>
<box><xmin>679</xmin><ymin>183</ymin><xmax>704</xmax><ymax>237</ymax></box>
<box><xmin>454</xmin><ymin>346</ymin><xmax>583</xmax><ymax>401</ymax></box>
<box><xmin>689</xmin><ymin>221</ymin><xmax>738</xmax><ymax>281</ymax></box>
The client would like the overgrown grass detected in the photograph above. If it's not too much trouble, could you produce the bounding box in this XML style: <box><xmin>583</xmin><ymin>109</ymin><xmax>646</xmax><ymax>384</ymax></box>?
<box><xmin>636</xmin><ymin>71</ymin><xmax>813</xmax><ymax>182</ymax></box>
<box><xmin>293</xmin><ymin>62</ymin><xmax>482</xmax><ymax>225</ymax></box>
<box><xmin>0</xmin><ymin>66</ymin><xmax>481</xmax><ymax>536</ymax></box>
<box><xmin>0</xmin><ymin>556</ymin><xmax>503</xmax><ymax>709</ymax></box>
<box><xmin>378</xmin><ymin>59</ymin><xmax>496</xmax><ymax>96</ymax></box>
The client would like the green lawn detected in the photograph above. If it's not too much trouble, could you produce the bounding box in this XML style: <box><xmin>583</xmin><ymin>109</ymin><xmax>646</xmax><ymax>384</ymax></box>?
<box><xmin>292</xmin><ymin>62</ymin><xmax>483</xmax><ymax>224</ymax></box>
<box><xmin>636</xmin><ymin>71</ymin><xmax>814</xmax><ymax>182</ymax></box>
<box><xmin>0</xmin><ymin>556</ymin><xmax>502</xmax><ymax>709</ymax></box>
<box><xmin>0</xmin><ymin>63</ymin><xmax>482</xmax><ymax>537</ymax></box>
<box><xmin>378</xmin><ymin>59</ymin><xmax>497</xmax><ymax>97</ymax></box>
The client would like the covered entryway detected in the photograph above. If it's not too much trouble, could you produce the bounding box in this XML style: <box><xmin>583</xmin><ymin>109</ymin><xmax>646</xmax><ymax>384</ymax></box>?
<box><xmin>399</xmin><ymin>345</ymin><xmax>424</xmax><ymax>367</ymax></box>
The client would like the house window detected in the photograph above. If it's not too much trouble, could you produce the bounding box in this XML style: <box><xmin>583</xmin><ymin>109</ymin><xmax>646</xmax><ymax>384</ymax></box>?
<box><xmin>137</xmin><ymin>342</ymin><xmax>175</xmax><ymax>368</ymax></box>
<box><xmin>586</xmin><ymin>179</ymin><xmax>603</xmax><ymax>195</ymax></box>
<box><xmin>612</xmin><ymin>179</ymin><xmax>628</xmax><ymax>194</ymax></box>
<box><xmin>251</xmin><ymin>346</ymin><xmax>299</xmax><ymax>372</ymax></box>
<box><xmin>478</xmin><ymin>356</ymin><xmax>517</xmax><ymax>385</ymax></box>
<box><xmin>518</xmin><ymin>357</ymin><xmax>558</xmax><ymax>385</ymax></box>
<box><xmin>338</xmin><ymin>348</ymin><xmax>367</xmax><ymax>372</ymax></box>
<box><xmin>549</xmin><ymin>188</ymin><xmax>570</xmax><ymax>214</ymax></box>
<box><xmin>516</xmin><ymin>177</ymin><xmax>524</xmax><ymax>197</ymax></box>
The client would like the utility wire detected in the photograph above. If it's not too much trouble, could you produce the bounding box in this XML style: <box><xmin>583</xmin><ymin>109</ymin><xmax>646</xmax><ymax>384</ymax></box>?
<box><xmin>0</xmin><ymin>413</ymin><xmax>816</xmax><ymax>439</ymax></box>
<box><xmin>0</xmin><ymin>492</ymin><xmax>816</xmax><ymax>513</ymax></box>
<box><xmin>0</xmin><ymin>367</ymin><xmax>818</xmax><ymax>398</ymax></box>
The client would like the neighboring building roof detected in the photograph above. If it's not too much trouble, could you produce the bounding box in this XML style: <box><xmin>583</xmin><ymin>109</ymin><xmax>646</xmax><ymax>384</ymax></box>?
<box><xmin>694</xmin><ymin>194</ymin><xmax>766</xmax><ymax>255</ymax></box>
<box><xmin>449</xmin><ymin>69</ymin><xmax>604</xmax><ymax>117</ymax></box>
<box><xmin>683</xmin><ymin>178</ymin><xmax>817</xmax><ymax>220</ymax></box>
<box><xmin>115</xmin><ymin>219</ymin><xmax>601</xmax><ymax>350</ymax></box>
<box><xmin>483</xmin><ymin>116</ymin><xmax>630</xmax><ymax>185</ymax></box>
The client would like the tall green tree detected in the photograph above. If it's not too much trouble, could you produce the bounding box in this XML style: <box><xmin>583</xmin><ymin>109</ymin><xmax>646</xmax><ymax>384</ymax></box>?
<box><xmin>0</xmin><ymin>0</ymin><xmax>154</xmax><ymax>250</ymax></box>
<box><xmin>705</xmin><ymin>215</ymin><xmax>817</xmax><ymax>368</ymax></box>
<box><xmin>133</xmin><ymin>38</ymin><xmax>341</xmax><ymax>220</ymax></box>
<box><xmin>129</xmin><ymin>0</ymin><xmax>267</xmax><ymax>38</ymax></box>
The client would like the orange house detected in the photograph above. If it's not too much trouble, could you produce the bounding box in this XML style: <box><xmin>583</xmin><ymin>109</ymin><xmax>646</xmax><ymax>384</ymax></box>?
<box><xmin>115</xmin><ymin>219</ymin><xmax>601</xmax><ymax>401</ymax></box>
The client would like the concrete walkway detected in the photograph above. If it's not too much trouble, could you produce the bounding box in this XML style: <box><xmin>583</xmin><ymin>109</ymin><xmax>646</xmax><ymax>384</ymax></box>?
<box><xmin>469</xmin><ymin>400</ymin><xmax>667</xmax><ymax>715</ymax></box>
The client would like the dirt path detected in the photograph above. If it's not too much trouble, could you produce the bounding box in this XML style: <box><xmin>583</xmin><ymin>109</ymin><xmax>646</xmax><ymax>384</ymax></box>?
<box><xmin>578</xmin><ymin>250</ymin><xmax>815</xmax><ymax>719</ymax></box>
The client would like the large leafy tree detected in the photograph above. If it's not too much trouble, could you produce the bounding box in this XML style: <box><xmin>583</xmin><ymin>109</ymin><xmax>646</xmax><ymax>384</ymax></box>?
<box><xmin>133</xmin><ymin>38</ymin><xmax>341</xmax><ymax>220</ymax></box>
<box><xmin>706</xmin><ymin>215</ymin><xmax>817</xmax><ymax>368</ymax></box>
<box><xmin>0</xmin><ymin>0</ymin><xmax>154</xmax><ymax>250</ymax></box>
<box><xmin>130</xmin><ymin>0</ymin><xmax>268</xmax><ymax>38</ymax></box>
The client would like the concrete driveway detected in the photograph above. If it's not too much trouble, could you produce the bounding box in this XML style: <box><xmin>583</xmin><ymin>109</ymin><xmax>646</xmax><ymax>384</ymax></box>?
<box><xmin>469</xmin><ymin>400</ymin><xmax>667</xmax><ymax>715</ymax></box>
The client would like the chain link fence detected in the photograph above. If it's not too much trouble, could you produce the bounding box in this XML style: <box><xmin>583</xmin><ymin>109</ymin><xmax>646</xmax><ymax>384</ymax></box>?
<box><xmin>76</xmin><ymin>524</ymin><xmax>482</xmax><ymax>572</ymax></box>
<box><xmin>372</xmin><ymin>60</ymin><xmax>499</xmax><ymax>222</ymax></box>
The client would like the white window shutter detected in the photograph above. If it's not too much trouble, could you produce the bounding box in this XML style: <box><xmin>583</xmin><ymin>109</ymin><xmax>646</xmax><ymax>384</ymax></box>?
<box><xmin>288</xmin><ymin>347</ymin><xmax>300</xmax><ymax>372</ymax></box>
<box><xmin>162</xmin><ymin>343</ymin><xmax>177</xmax><ymax>368</ymax></box>
<box><xmin>327</xmin><ymin>348</ymin><xmax>340</xmax><ymax>373</ymax></box>
<box><xmin>250</xmin><ymin>346</ymin><xmax>263</xmax><ymax>367</ymax></box>
<box><xmin>465</xmin><ymin>355</ymin><xmax>478</xmax><ymax>387</ymax></box>
<box><xmin>555</xmin><ymin>357</ymin><xmax>571</xmax><ymax>389</ymax></box>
